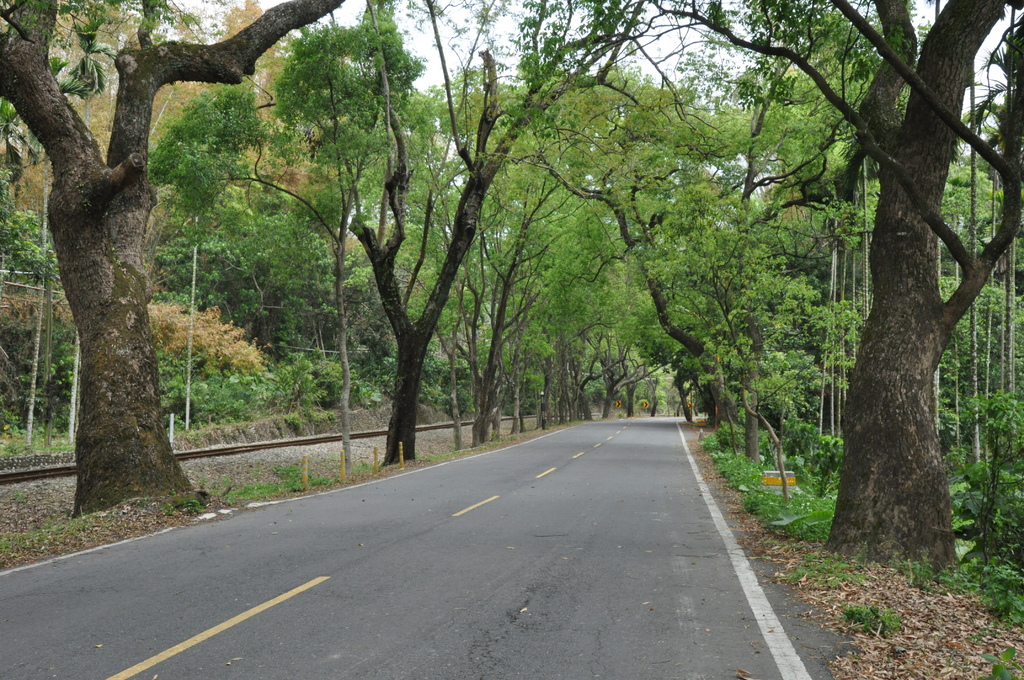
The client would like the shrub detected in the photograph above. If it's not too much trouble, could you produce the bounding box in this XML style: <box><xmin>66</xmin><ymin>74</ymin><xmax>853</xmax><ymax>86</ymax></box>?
<box><xmin>704</xmin><ymin>429</ymin><xmax>834</xmax><ymax>541</ymax></box>
<box><xmin>979</xmin><ymin>647</ymin><xmax>1024</xmax><ymax>680</ymax></box>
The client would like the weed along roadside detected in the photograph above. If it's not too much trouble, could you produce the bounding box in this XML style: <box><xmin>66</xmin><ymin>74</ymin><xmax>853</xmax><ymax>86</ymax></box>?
<box><xmin>694</xmin><ymin>424</ymin><xmax>1024</xmax><ymax>680</ymax></box>
<box><xmin>0</xmin><ymin>420</ymin><xmax>573</xmax><ymax>571</ymax></box>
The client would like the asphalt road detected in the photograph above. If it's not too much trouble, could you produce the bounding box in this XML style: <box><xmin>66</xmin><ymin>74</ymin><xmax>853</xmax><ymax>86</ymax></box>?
<box><xmin>0</xmin><ymin>418</ymin><xmax>843</xmax><ymax>679</ymax></box>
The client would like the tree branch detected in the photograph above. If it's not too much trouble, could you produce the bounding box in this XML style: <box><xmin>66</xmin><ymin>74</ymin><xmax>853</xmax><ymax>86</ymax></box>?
<box><xmin>0</xmin><ymin>4</ymin><xmax>33</xmax><ymax>43</ymax></box>
<box><xmin>829</xmin><ymin>0</ymin><xmax>1011</xmax><ymax>177</ymax></box>
<box><xmin>83</xmin><ymin>153</ymin><xmax>145</xmax><ymax>213</ymax></box>
<box><xmin>656</xmin><ymin>2</ymin><xmax>976</xmax><ymax>273</ymax></box>
<box><xmin>426</xmin><ymin>0</ymin><xmax>472</xmax><ymax>168</ymax></box>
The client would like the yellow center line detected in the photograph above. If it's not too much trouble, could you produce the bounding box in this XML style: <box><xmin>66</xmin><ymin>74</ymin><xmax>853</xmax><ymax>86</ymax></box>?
<box><xmin>536</xmin><ymin>467</ymin><xmax>557</xmax><ymax>479</ymax></box>
<box><xmin>593</xmin><ymin>443</ymin><xmax>602</xmax><ymax>448</ymax></box>
<box><xmin>106</xmin><ymin>576</ymin><xmax>330</xmax><ymax>680</ymax></box>
<box><xmin>573</xmin><ymin>451</ymin><xmax>586</xmax><ymax>459</ymax></box>
<box><xmin>616</xmin><ymin>430</ymin><xmax>622</xmax><ymax>434</ymax></box>
<box><xmin>606</xmin><ymin>436</ymin><xmax>613</xmax><ymax>441</ymax></box>
<box><xmin>452</xmin><ymin>495</ymin><xmax>500</xmax><ymax>517</ymax></box>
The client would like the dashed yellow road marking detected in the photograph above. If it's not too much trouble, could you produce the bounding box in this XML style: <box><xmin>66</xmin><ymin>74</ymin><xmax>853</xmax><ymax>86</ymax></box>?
<box><xmin>573</xmin><ymin>451</ymin><xmax>586</xmax><ymax>459</ymax></box>
<box><xmin>106</xmin><ymin>577</ymin><xmax>330</xmax><ymax>680</ymax></box>
<box><xmin>606</xmin><ymin>436</ymin><xmax>613</xmax><ymax>441</ymax></box>
<box><xmin>594</xmin><ymin>443</ymin><xmax>602</xmax><ymax>448</ymax></box>
<box><xmin>452</xmin><ymin>495</ymin><xmax>501</xmax><ymax>517</ymax></box>
<box><xmin>536</xmin><ymin>467</ymin><xmax>557</xmax><ymax>479</ymax></box>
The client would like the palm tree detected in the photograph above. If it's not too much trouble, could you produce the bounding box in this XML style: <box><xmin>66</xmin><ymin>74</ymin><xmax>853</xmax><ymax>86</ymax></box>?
<box><xmin>71</xmin><ymin>17</ymin><xmax>116</xmax><ymax>124</ymax></box>
<box><xmin>0</xmin><ymin>99</ymin><xmax>39</xmax><ymax>183</ymax></box>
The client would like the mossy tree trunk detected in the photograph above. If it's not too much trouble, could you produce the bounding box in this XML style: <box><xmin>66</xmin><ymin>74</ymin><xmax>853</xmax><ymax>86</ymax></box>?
<box><xmin>822</xmin><ymin>0</ymin><xmax>1022</xmax><ymax>569</ymax></box>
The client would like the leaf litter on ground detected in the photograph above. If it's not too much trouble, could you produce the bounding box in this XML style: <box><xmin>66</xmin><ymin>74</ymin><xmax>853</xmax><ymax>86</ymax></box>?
<box><xmin>691</xmin><ymin>438</ymin><xmax>1024</xmax><ymax>680</ymax></box>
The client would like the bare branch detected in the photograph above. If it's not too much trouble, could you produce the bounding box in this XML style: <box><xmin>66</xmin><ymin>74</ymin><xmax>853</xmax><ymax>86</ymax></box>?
<box><xmin>426</xmin><ymin>0</ymin><xmax>472</xmax><ymax>168</ymax></box>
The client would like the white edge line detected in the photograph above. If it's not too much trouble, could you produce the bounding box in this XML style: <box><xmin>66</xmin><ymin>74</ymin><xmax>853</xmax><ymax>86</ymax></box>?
<box><xmin>2</xmin><ymin>426</ymin><xmax>572</xmax><ymax>577</ymax></box>
<box><xmin>677</xmin><ymin>423</ymin><xmax>814</xmax><ymax>680</ymax></box>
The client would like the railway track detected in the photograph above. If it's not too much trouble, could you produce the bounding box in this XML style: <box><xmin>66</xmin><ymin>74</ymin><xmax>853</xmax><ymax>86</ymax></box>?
<box><xmin>0</xmin><ymin>418</ymin><xmax>520</xmax><ymax>487</ymax></box>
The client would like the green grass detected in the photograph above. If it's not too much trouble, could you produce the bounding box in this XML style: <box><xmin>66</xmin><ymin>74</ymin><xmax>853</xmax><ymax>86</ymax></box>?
<box><xmin>0</xmin><ymin>437</ymin><xmax>73</xmax><ymax>457</ymax></box>
<box><xmin>222</xmin><ymin>464</ymin><xmax>333</xmax><ymax>502</ymax></box>
<box><xmin>843</xmin><ymin>604</ymin><xmax>902</xmax><ymax>637</ymax></box>
<box><xmin>0</xmin><ymin>515</ymin><xmax>101</xmax><ymax>563</ymax></box>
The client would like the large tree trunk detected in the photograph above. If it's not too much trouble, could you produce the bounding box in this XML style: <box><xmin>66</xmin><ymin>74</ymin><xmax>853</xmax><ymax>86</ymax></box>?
<box><xmin>67</xmin><ymin>240</ymin><xmax>191</xmax><ymax>514</ymax></box>
<box><xmin>43</xmin><ymin>146</ymin><xmax>192</xmax><ymax>514</ymax></box>
<box><xmin>671</xmin><ymin>0</ymin><xmax>1017</xmax><ymax>568</ymax></box>
<box><xmin>384</xmin><ymin>332</ymin><xmax>429</xmax><ymax>466</ymax></box>
<box><xmin>827</xmin><ymin>0</ymin><xmax>1006</xmax><ymax>567</ymax></box>
<box><xmin>0</xmin><ymin>0</ymin><xmax>348</xmax><ymax>514</ymax></box>
<box><xmin>829</xmin><ymin>178</ymin><xmax>954</xmax><ymax>566</ymax></box>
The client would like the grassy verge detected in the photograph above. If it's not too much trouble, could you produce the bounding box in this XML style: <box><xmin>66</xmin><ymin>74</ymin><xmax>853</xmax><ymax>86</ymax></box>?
<box><xmin>705</xmin><ymin>439</ymin><xmax>835</xmax><ymax>542</ymax></box>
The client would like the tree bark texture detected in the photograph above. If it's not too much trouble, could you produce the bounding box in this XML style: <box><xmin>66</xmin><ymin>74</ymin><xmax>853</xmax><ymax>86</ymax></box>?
<box><xmin>0</xmin><ymin>0</ymin><xmax>346</xmax><ymax>514</ymax></box>
<box><xmin>829</xmin><ymin>176</ymin><xmax>956</xmax><ymax>564</ymax></box>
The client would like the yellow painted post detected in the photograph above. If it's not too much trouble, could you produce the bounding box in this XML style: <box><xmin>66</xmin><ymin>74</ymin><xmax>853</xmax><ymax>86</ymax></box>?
<box><xmin>373</xmin><ymin>446</ymin><xmax>379</xmax><ymax>474</ymax></box>
<box><xmin>399</xmin><ymin>442</ymin><xmax>405</xmax><ymax>470</ymax></box>
<box><xmin>302</xmin><ymin>453</ymin><xmax>309</xmax><ymax>491</ymax></box>
<box><xmin>339</xmin><ymin>450</ymin><xmax>346</xmax><ymax>484</ymax></box>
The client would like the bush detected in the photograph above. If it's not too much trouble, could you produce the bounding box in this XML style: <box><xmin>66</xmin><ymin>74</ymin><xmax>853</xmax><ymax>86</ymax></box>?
<box><xmin>972</xmin><ymin>562</ymin><xmax>1024</xmax><ymax>626</ymax></box>
<box><xmin>159</xmin><ymin>353</ymin><xmax>273</xmax><ymax>425</ymax></box>
<box><xmin>979</xmin><ymin>647</ymin><xmax>1024</xmax><ymax>680</ymax></box>
<box><xmin>943</xmin><ymin>393</ymin><xmax>1024</xmax><ymax>623</ymax></box>
<box><xmin>704</xmin><ymin>429</ymin><xmax>835</xmax><ymax>542</ymax></box>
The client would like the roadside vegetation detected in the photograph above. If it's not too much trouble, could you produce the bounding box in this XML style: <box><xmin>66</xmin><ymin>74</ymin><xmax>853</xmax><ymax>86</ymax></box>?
<box><xmin>700</xmin><ymin>414</ymin><xmax>1024</xmax><ymax>679</ymax></box>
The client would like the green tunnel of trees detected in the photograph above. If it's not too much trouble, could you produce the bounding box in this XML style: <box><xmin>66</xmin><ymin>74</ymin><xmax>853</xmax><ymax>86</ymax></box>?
<box><xmin>3</xmin><ymin>0</ymin><xmax>1024</xmax><ymax>580</ymax></box>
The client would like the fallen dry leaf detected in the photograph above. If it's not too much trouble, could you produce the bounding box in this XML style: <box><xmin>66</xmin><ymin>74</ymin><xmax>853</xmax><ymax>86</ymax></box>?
<box><xmin>690</xmin><ymin>438</ymin><xmax>1024</xmax><ymax>680</ymax></box>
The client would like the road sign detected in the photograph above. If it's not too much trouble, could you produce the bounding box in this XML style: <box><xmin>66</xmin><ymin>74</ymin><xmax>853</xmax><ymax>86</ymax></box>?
<box><xmin>641</xmin><ymin>400</ymin><xmax>649</xmax><ymax>408</ymax></box>
<box><xmin>615</xmin><ymin>400</ymin><xmax>622</xmax><ymax>408</ymax></box>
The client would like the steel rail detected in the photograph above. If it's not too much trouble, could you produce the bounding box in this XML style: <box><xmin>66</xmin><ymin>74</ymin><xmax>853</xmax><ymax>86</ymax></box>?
<box><xmin>0</xmin><ymin>417</ymin><xmax>527</xmax><ymax>486</ymax></box>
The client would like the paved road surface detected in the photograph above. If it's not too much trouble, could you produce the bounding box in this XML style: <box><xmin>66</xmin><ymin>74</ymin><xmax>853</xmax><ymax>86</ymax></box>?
<box><xmin>1</xmin><ymin>419</ymin><xmax>843</xmax><ymax>679</ymax></box>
